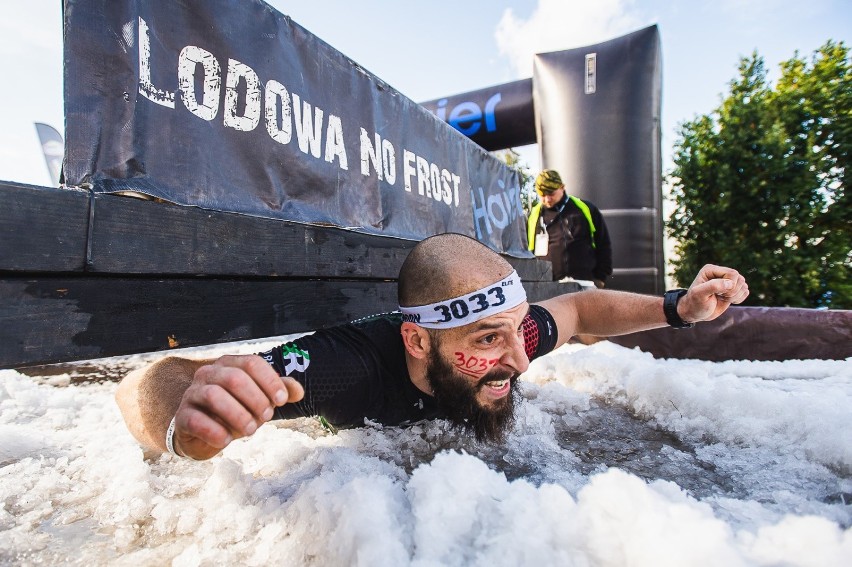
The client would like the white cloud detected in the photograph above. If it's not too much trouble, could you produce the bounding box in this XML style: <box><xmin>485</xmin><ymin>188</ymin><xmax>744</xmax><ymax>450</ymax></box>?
<box><xmin>494</xmin><ymin>0</ymin><xmax>646</xmax><ymax>77</ymax></box>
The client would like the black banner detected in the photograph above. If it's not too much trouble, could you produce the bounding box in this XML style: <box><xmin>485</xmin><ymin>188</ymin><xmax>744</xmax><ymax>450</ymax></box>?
<box><xmin>62</xmin><ymin>0</ymin><xmax>530</xmax><ymax>257</ymax></box>
<box><xmin>421</xmin><ymin>79</ymin><xmax>536</xmax><ymax>151</ymax></box>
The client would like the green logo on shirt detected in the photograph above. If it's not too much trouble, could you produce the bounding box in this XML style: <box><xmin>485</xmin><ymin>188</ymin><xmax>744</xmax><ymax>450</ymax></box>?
<box><xmin>281</xmin><ymin>344</ymin><xmax>310</xmax><ymax>375</ymax></box>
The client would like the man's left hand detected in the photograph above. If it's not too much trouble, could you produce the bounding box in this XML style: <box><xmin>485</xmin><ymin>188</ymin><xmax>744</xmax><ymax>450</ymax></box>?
<box><xmin>679</xmin><ymin>264</ymin><xmax>749</xmax><ymax>323</ymax></box>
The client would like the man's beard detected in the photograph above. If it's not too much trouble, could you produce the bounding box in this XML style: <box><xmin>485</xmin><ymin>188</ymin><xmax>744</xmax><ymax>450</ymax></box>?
<box><xmin>424</xmin><ymin>347</ymin><xmax>519</xmax><ymax>443</ymax></box>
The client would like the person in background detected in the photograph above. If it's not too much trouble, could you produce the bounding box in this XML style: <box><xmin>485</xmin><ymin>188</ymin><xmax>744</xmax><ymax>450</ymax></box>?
<box><xmin>527</xmin><ymin>169</ymin><xmax>613</xmax><ymax>288</ymax></box>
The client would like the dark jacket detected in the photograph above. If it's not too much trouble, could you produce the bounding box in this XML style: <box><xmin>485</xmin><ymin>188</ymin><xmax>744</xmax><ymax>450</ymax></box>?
<box><xmin>527</xmin><ymin>195</ymin><xmax>613</xmax><ymax>283</ymax></box>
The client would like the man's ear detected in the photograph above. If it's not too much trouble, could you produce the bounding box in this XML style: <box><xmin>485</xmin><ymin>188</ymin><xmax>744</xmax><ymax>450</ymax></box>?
<box><xmin>400</xmin><ymin>322</ymin><xmax>431</xmax><ymax>359</ymax></box>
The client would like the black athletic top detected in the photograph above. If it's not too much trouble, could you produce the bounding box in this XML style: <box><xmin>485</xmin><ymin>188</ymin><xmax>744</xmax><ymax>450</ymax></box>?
<box><xmin>257</xmin><ymin>304</ymin><xmax>558</xmax><ymax>429</ymax></box>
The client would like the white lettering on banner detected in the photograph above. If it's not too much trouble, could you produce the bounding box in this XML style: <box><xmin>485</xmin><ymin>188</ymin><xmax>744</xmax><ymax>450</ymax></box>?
<box><xmin>178</xmin><ymin>46</ymin><xmax>221</xmax><ymax>121</ymax></box>
<box><xmin>382</xmin><ymin>138</ymin><xmax>397</xmax><ymax>184</ymax></box>
<box><xmin>402</xmin><ymin>149</ymin><xmax>460</xmax><ymax>206</ymax></box>
<box><xmin>360</xmin><ymin>130</ymin><xmax>397</xmax><ymax>185</ymax></box>
<box><xmin>264</xmin><ymin>80</ymin><xmax>292</xmax><ymax>144</ymax></box>
<box><xmin>403</xmin><ymin>150</ymin><xmax>416</xmax><ymax>193</ymax></box>
<box><xmin>224</xmin><ymin>59</ymin><xmax>261</xmax><ymax>131</ymax></box>
<box><xmin>416</xmin><ymin>156</ymin><xmax>431</xmax><ymax>197</ymax></box>
<box><xmin>136</xmin><ymin>17</ymin><xmax>349</xmax><ymax>171</ymax></box>
<box><xmin>430</xmin><ymin>163</ymin><xmax>454</xmax><ymax>205</ymax></box>
<box><xmin>138</xmin><ymin>18</ymin><xmax>175</xmax><ymax>108</ymax></box>
<box><xmin>440</xmin><ymin>169</ymin><xmax>454</xmax><ymax>204</ymax></box>
<box><xmin>324</xmin><ymin>115</ymin><xmax>348</xmax><ymax>170</ymax></box>
<box><xmin>430</xmin><ymin>164</ymin><xmax>442</xmax><ymax>200</ymax></box>
<box><xmin>361</xmin><ymin>130</ymin><xmax>381</xmax><ymax>179</ymax></box>
<box><xmin>135</xmin><ymin>16</ymin><xmax>475</xmax><ymax>207</ymax></box>
<box><xmin>293</xmin><ymin>94</ymin><xmax>323</xmax><ymax>158</ymax></box>
<box><xmin>287</xmin><ymin>96</ymin><xmax>349</xmax><ymax>167</ymax></box>
<box><xmin>471</xmin><ymin>180</ymin><xmax>524</xmax><ymax>239</ymax></box>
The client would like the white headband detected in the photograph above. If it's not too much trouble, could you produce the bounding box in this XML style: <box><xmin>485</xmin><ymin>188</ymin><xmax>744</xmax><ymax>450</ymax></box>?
<box><xmin>399</xmin><ymin>270</ymin><xmax>527</xmax><ymax>329</ymax></box>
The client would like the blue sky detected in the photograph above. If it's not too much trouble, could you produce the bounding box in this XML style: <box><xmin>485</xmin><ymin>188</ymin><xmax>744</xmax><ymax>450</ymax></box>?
<box><xmin>0</xmin><ymin>0</ymin><xmax>849</xmax><ymax>187</ymax></box>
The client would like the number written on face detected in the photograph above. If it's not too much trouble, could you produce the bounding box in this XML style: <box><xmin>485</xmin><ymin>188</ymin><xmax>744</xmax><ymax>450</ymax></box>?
<box><xmin>453</xmin><ymin>352</ymin><xmax>498</xmax><ymax>378</ymax></box>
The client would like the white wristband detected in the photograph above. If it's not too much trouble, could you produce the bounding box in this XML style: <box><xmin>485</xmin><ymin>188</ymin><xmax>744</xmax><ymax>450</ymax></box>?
<box><xmin>165</xmin><ymin>416</ymin><xmax>197</xmax><ymax>460</ymax></box>
<box><xmin>165</xmin><ymin>415</ymin><xmax>179</xmax><ymax>456</ymax></box>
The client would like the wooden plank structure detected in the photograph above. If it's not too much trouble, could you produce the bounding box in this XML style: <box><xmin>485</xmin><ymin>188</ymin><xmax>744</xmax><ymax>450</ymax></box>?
<box><xmin>0</xmin><ymin>181</ymin><xmax>575</xmax><ymax>368</ymax></box>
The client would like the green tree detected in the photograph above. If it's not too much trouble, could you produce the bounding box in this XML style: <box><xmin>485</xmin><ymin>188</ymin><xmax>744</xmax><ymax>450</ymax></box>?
<box><xmin>668</xmin><ymin>42</ymin><xmax>850</xmax><ymax>308</ymax></box>
<box><xmin>494</xmin><ymin>148</ymin><xmax>537</xmax><ymax>217</ymax></box>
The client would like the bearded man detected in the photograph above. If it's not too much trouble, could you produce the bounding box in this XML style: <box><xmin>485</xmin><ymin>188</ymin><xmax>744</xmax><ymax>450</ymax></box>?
<box><xmin>116</xmin><ymin>233</ymin><xmax>749</xmax><ymax>460</ymax></box>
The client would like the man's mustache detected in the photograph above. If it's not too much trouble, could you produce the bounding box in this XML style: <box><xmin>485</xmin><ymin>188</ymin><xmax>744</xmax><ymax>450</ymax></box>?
<box><xmin>475</xmin><ymin>368</ymin><xmax>519</xmax><ymax>390</ymax></box>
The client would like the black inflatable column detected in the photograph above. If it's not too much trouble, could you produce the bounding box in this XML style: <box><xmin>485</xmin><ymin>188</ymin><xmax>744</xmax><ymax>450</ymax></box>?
<box><xmin>534</xmin><ymin>25</ymin><xmax>663</xmax><ymax>294</ymax></box>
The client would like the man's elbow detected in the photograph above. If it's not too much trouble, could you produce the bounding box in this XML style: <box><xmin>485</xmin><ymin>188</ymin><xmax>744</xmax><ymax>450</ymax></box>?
<box><xmin>115</xmin><ymin>366</ymin><xmax>161</xmax><ymax>450</ymax></box>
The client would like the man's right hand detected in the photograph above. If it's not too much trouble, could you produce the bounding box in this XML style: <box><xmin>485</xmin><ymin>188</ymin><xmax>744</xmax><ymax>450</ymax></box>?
<box><xmin>171</xmin><ymin>355</ymin><xmax>304</xmax><ymax>460</ymax></box>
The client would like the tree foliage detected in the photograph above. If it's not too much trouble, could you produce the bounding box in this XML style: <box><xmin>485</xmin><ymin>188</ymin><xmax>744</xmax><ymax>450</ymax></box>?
<box><xmin>668</xmin><ymin>41</ymin><xmax>850</xmax><ymax>308</ymax></box>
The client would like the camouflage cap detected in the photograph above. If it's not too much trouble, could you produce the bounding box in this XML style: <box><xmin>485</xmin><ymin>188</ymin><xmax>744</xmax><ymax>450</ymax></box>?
<box><xmin>535</xmin><ymin>169</ymin><xmax>564</xmax><ymax>194</ymax></box>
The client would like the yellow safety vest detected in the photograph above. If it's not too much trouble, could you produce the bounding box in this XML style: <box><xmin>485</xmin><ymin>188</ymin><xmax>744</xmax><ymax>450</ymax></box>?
<box><xmin>527</xmin><ymin>196</ymin><xmax>596</xmax><ymax>251</ymax></box>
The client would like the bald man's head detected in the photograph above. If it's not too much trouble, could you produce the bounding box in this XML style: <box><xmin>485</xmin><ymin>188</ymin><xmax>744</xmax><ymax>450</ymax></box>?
<box><xmin>398</xmin><ymin>233</ymin><xmax>514</xmax><ymax>307</ymax></box>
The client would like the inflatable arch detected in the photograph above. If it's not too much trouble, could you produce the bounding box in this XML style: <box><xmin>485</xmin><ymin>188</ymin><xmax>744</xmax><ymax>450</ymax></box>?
<box><xmin>422</xmin><ymin>26</ymin><xmax>664</xmax><ymax>294</ymax></box>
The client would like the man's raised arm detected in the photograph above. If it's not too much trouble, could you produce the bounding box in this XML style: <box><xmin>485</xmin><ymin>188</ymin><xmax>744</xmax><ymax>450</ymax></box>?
<box><xmin>536</xmin><ymin>264</ymin><xmax>749</xmax><ymax>348</ymax></box>
<box><xmin>115</xmin><ymin>354</ymin><xmax>304</xmax><ymax>460</ymax></box>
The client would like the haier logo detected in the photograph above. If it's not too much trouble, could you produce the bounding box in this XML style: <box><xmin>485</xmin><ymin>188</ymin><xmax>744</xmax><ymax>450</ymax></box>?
<box><xmin>434</xmin><ymin>93</ymin><xmax>502</xmax><ymax>136</ymax></box>
<box><xmin>471</xmin><ymin>178</ymin><xmax>524</xmax><ymax>240</ymax></box>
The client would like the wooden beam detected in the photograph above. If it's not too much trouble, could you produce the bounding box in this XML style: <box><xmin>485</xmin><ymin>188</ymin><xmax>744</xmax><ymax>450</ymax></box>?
<box><xmin>87</xmin><ymin>193</ymin><xmax>416</xmax><ymax>278</ymax></box>
<box><xmin>0</xmin><ymin>182</ymin><xmax>569</xmax><ymax>367</ymax></box>
<box><xmin>0</xmin><ymin>274</ymin><xmax>576</xmax><ymax>368</ymax></box>
<box><xmin>87</xmin><ymin>192</ymin><xmax>554</xmax><ymax>280</ymax></box>
<box><xmin>0</xmin><ymin>183</ymin><xmax>555</xmax><ymax>280</ymax></box>
<box><xmin>0</xmin><ymin>182</ymin><xmax>90</xmax><ymax>271</ymax></box>
<box><xmin>0</xmin><ymin>277</ymin><xmax>400</xmax><ymax>367</ymax></box>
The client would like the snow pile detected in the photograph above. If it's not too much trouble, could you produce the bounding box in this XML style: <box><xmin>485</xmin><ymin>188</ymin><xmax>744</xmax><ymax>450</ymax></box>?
<box><xmin>1</xmin><ymin>340</ymin><xmax>849</xmax><ymax>565</ymax></box>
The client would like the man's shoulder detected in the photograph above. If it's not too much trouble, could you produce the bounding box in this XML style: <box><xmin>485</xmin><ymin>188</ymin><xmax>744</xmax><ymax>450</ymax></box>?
<box><xmin>348</xmin><ymin>311</ymin><xmax>403</xmax><ymax>330</ymax></box>
<box><xmin>284</xmin><ymin>312</ymin><xmax>403</xmax><ymax>356</ymax></box>
<box><xmin>338</xmin><ymin>311</ymin><xmax>405</xmax><ymax>353</ymax></box>
<box><xmin>585</xmin><ymin>199</ymin><xmax>604</xmax><ymax>213</ymax></box>
<box><xmin>569</xmin><ymin>195</ymin><xmax>601</xmax><ymax>210</ymax></box>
